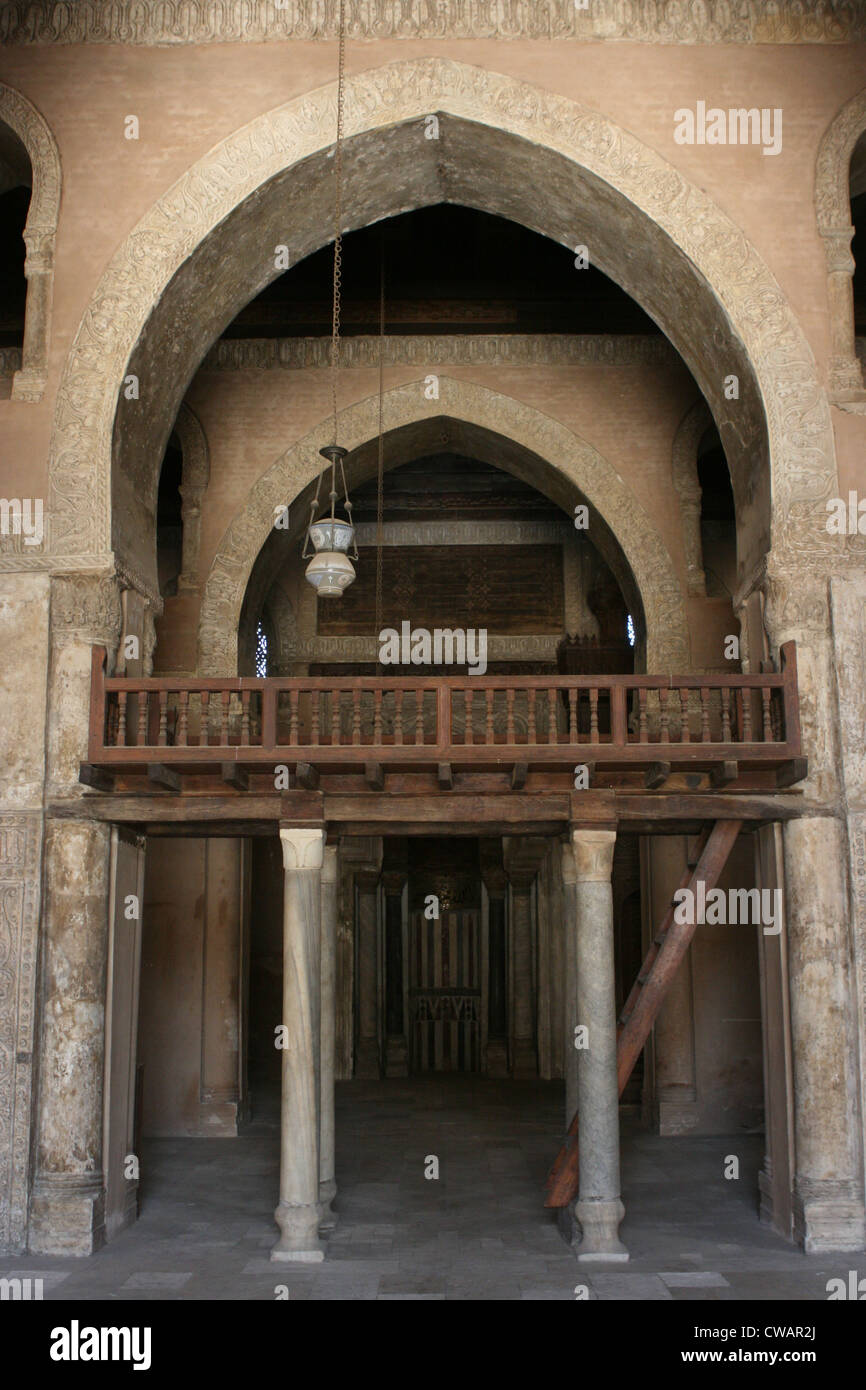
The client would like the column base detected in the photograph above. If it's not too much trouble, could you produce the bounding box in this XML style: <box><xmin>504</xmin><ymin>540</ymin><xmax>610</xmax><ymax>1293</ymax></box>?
<box><xmin>573</xmin><ymin>1197</ymin><xmax>629</xmax><ymax>1263</ymax></box>
<box><xmin>271</xmin><ymin>1202</ymin><xmax>326</xmax><ymax>1262</ymax></box>
<box><xmin>318</xmin><ymin>1179</ymin><xmax>338</xmax><ymax>1235</ymax></box>
<box><xmin>793</xmin><ymin>1183</ymin><xmax>866</xmax><ymax>1253</ymax></box>
<box><xmin>385</xmin><ymin>1036</ymin><xmax>409</xmax><ymax>1077</ymax></box>
<box><xmin>511</xmin><ymin>1039</ymin><xmax>537</xmax><ymax>1079</ymax></box>
<box><xmin>653</xmin><ymin>1096</ymin><xmax>699</xmax><ymax>1137</ymax></box>
<box><xmin>29</xmin><ymin>1175</ymin><xmax>106</xmax><ymax>1256</ymax></box>
<box><xmin>355</xmin><ymin>1038</ymin><xmax>381</xmax><ymax>1079</ymax></box>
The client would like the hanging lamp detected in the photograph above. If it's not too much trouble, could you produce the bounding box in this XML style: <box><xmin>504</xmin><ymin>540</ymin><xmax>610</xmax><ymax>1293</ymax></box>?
<box><xmin>303</xmin><ymin>0</ymin><xmax>357</xmax><ymax>598</ymax></box>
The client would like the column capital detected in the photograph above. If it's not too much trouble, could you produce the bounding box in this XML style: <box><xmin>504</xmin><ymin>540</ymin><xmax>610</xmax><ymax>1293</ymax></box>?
<box><xmin>279</xmin><ymin>826</ymin><xmax>325</xmax><ymax>872</ymax></box>
<box><xmin>570</xmin><ymin>828</ymin><xmax>616</xmax><ymax>882</ymax></box>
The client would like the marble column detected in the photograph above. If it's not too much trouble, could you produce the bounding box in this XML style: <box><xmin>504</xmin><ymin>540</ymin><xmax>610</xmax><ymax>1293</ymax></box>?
<box><xmin>572</xmin><ymin>827</ymin><xmax>628</xmax><ymax>1263</ymax></box>
<box><xmin>272</xmin><ymin>827</ymin><xmax>325</xmax><ymax>1263</ymax></box>
<box><xmin>561</xmin><ymin>838</ymin><xmax>579</xmax><ymax>1126</ymax></box>
<box><xmin>318</xmin><ymin>845</ymin><xmax>338</xmax><ymax>1232</ymax></box>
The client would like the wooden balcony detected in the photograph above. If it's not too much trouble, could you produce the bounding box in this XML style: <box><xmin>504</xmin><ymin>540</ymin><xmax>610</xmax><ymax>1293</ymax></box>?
<box><xmin>81</xmin><ymin>643</ymin><xmax>806</xmax><ymax>812</ymax></box>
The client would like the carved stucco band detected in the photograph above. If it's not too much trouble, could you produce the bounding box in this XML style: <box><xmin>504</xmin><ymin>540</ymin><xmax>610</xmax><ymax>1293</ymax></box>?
<box><xmin>1</xmin><ymin>0</ymin><xmax>863</xmax><ymax>43</ymax></box>
<box><xmin>197</xmin><ymin>378</ymin><xmax>690</xmax><ymax>678</ymax></box>
<box><xmin>815</xmin><ymin>87</ymin><xmax>866</xmax><ymax>401</ymax></box>
<box><xmin>671</xmin><ymin>399</ymin><xmax>712</xmax><ymax>596</ymax></box>
<box><xmin>0</xmin><ymin>84</ymin><xmax>61</xmax><ymax>404</ymax></box>
<box><xmin>203</xmin><ymin>334</ymin><xmax>678</xmax><ymax>372</ymax></box>
<box><xmin>44</xmin><ymin>57</ymin><xmax>836</xmax><ymax>587</ymax></box>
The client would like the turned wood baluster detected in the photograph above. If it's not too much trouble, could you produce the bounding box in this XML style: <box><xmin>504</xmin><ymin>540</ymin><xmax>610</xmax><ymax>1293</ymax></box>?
<box><xmin>721</xmin><ymin>687</ymin><xmax>731</xmax><ymax>743</ymax></box>
<box><xmin>506</xmin><ymin>688</ymin><xmax>515</xmax><ymax>744</ymax></box>
<box><xmin>117</xmin><ymin>691</ymin><xmax>128</xmax><ymax>746</ymax></box>
<box><xmin>527</xmin><ymin>688</ymin><xmax>537</xmax><ymax>745</ymax></box>
<box><xmin>289</xmin><ymin>689</ymin><xmax>299</xmax><ymax>745</ymax></box>
<box><xmin>137</xmin><ymin>691</ymin><xmax>148</xmax><ymax>746</ymax></box>
<box><xmin>638</xmin><ymin>688</ymin><xmax>647</xmax><ymax>743</ymax></box>
<box><xmin>373</xmin><ymin>688</ymin><xmax>382</xmax><ymax>745</ymax></box>
<box><xmin>568</xmin><ymin>688</ymin><xmax>578</xmax><ymax>744</ymax></box>
<box><xmin>679</xmin><ymin>688</ymin><xmax>690</xmax><ymax>743</ymax></box>
<box><xmin>353</xmin><ymin>689</ymin><xmax>362</xmax><ymax>746</ymax></box>
<box><xmin>465</xmin><ymin>688</ymin><xmax>474</xmax><ymax>746</ymax></box>
<box><xmin>330</xmin><ymin>690</ymin><xmax>341</xmax><ymax>745</ymax></box>
<box><xmin>589</xmin><ymin>688</ymin><xmax>599</xmax><ymax>744</ymax></box>
<box><xmin>158</xmin><ymin>690</ymin><xmax>168</xmax><ymax>747</ymax></box>
<box><xmin>311</xmin><ymin>690</ymin><xmax>321</xmax><ymax>746</ymax></box>
<box><xmin>241</xmin><ymin>690</ymin><xmax>251</xmax><ymax>745</ymax></box>
<box><xmin>659</xmin><ymin>688</ymin><xmax>669</xmax><ymax>744</ymax></box>
<box><xmin>219</xmin><ymin>689</ymin><xmax>230</xmax><ymax>746</ymax></box>
<box><xmin>177</xmin><ymin>690</ymin><xmax>189</xmax><ymax>746</ymax></box>
<box><xmin>741</xmin><ymin>687</ymin><xmax>753</xmax><ymax>743</ymax></box>
<box><xmin>761</xmin><ymin>687</ymin><xmax>772</xmax><ymax>742</ymax></box>
<box><xmin>486</xmin><ymin>688</ymin><xmax>495</xmax><ymax>745</ymax></box>
<box><xmin>700</xmin><ymin>687</ymin><xmax>710</xmax><ymax>742</ymax></box>
<box><xmin>416</xmin><ymin>689</ymin><xmax>427</xmax><ymax>745</ymax></box>
<box><xmin>201</xmin><ymin>691</ymin><xmax>210</xmax><ymax>747</ymax></box>
<box><xmin>394</xmin><ymin>689</ymin><xmax>403</xmax><ymax>745</ymax></box>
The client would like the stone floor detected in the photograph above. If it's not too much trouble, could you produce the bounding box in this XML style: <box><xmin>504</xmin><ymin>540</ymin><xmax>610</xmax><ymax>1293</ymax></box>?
<box><xmin>5</xmin><ymin>1077</ymin><xmax>864</xmax><ymax>1300</ymax></box>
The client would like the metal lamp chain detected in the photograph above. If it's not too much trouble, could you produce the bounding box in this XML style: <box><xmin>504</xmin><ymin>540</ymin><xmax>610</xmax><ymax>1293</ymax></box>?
<box><xmin>330</xmin><ymin>0</ymin><xmax>346</xmax><ymax>449</ymax></box>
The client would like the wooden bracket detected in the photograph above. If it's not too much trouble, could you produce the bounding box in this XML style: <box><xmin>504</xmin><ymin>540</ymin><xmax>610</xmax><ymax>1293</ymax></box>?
<box><xmin>644</xmin><ymin>760</ymin><xmax>671</xmax><ymax>790</ymax></box>
<box><xmin>437</xmin><ymin>762</ymin><xmax>453</xmax><ymax>790</ymax></box>
<box><xmin>147</xmin><ymin>763</ymin><xmax>182</xmax><ymax>793</ymax></box>
<box><xmin>511</xmin><ymin>762</ymin><xmax>528</xmax><ymax>791</ymax></box>
<box><xmin>221</xmin><ymin>762</ymin><xmax>249</xmax><ymax>791</ymax></box>
<box><xmin>710</xmin><ymin>759</ymin><xmax>738</xmax><ymax>788</ymax></box>
<box><xmin>777</xmin><ymin>757</ymin><xmax>808</xmax><ymax>789</ymax></box>
<box><xmin>295</xmin><ymin>762</ymin><xmax>320</xmax><ymax>791</ymax></box>
<box><xmin>364</xmin><ymin>762</ymin><xmax>385</xmax><ymax>791</ymax></box>
<box><xmin>79</xmin><ymin>763</ymin><xmax>115</xmax><ymax>793</ymax></box>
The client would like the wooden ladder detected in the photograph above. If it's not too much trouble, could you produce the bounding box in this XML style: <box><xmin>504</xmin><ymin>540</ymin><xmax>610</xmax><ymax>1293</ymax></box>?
<box><xmin>545</xmin><ymin>818</ymin><xmax>743</xmax><ymax>1208</ymax></box>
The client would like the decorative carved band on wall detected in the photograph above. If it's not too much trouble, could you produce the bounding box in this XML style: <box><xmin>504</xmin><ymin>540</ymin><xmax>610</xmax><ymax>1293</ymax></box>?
<box><xmin>1</xmin><ymin>1</ymin><xmax>861</xmax><ymax>43</ymax></box>
<box><xmin>202</xmin><ymin>334</ymin><xmax>677</xmax><ymax>371</ymax></box>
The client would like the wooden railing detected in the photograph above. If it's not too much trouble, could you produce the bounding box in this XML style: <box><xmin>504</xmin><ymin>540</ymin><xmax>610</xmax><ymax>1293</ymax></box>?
<box><xmin>85</xmin><ymin>642</ymin><xmax>802</xmax><ymax>771</ymax></box>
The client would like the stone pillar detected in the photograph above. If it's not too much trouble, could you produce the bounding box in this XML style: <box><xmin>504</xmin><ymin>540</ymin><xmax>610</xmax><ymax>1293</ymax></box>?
<box><xmin>561</xmin><ymin>838</ymin><xmax>579</xmax><ymax>1126</ymax></box>
<box><xmin>382</xmin><ymin>869</ymin><xmax>409</xmax><ymax>1077</ymax></box>
<box><xmin>11</xmin><ymin>225</ymin><xmax>53</xmax><ymax>403</ymax></box>
<box><xmin>355</xmin><ymin>865</ymin><xmax>382</xmax><ymax>1079</ymax></box>
<box><xmin>503</xmin><ymin>838</ymin><xmax>547</xmax><ymax>1078</ymax></box>
<box><xmin>647</xmin><ymin>836</ymin><xmax>697</xmax><ymax>1134</ymax></box>
<box><xmin>30</xmin><ymin>574</ymin><xmax>123</xmax><ymax>1255</ymax></box>
<box><xmin>318</xmin><ymin>844</ymin><xmax>338</xmax><ymax>1232</ymax></box>
<box><xmin>822</xmin><ymin>227</ymin><xmax>865</xmax><ymax>399</ymax></box>
<box><xmin>763</xmin><ymin>567</ymin><xmax>866</xmax><ymax>1251</ymax></box>
<box><xmin>480</xmin><ymin>842</ymin><xmax>508</xmax><ymax>1076</ymax></box>
<box><xmin>272</xmin><ymin>826</ymin><xmax>325</xmax><ymax>1263</ymax></box>
<box><xmin>572</xmin><ymin>827</ymin><xmax>628</xmax><ymax>1263</ymax></box>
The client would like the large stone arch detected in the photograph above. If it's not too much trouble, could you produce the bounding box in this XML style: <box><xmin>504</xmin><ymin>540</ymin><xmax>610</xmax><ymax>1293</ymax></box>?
<box><xmin>46</xmin><ymin>56</ymin><xmax>836</xmax><ymax>599</ymax></box>
<box><xmin>0</xmin><ymin>83</ymin><xmax>60</xmax><ymax>402</ymax></box>
<box><xmin>815</xmin><ymin>86</ymin><xmax>866</xmax><ymax>401</ymax></box>
<box><xmin>197</xmin><ymin>377</ymin><xmax>689</xmax><ymax>677</ymax></box>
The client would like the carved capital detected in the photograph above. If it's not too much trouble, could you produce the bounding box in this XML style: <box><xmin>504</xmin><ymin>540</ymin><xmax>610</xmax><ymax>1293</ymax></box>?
<box><xmin>570</xmin><ymin>828</ymin><xmax>616</xmax><ymax>882</ymax></box>
<box><xmin>50</xmin><ymin>573</ymin><xmax>122</xmax><ymax>646</ymax></box>
<box><xmin>279</xmin><ymin>827</ymin><xmax>324</xmax><ymax>872</ymax></box>
<box><xmin>561</xmin><ymin>839</ymin><xmax>577</xmax><ymax>887</ymax></box>
<box><xmin>822</xmin><ymin>227</ymin><xmax>856</xmax><ymax>276</ymax></box>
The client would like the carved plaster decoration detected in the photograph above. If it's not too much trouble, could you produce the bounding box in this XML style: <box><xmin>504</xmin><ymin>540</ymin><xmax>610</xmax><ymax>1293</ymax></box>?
<box><xmin>671</xmin><ymin>399</ymin><xmax>712</xmax><ymax>596</ymax></box>
<box><xmin>197</xmin><ymin>378</ymin><xmax>689</xmax><ymax>678</ymax></box>
<box><xmin>0</xmin><ymin>84</ymin><xmax>60</xmax><ymax>404</ymax></box>
<box><xmin>202</xmin><ymin>334</ymin><xmax>678</xmax><ymax>372</ymax></box>
<box><xmin>352</xmin><ymin>520</ymin><xmax>571</xmax><ymax>547</ymax></box>
<box><xmin>43</xmin><ymin>59</ymin><xmax>836</xmax><ymax>601</ymax></box>
<box><xmin>1</xmin><ymin>1</ymin><xmax>863</xmax><ymax>44</ymax></box>
<box><xmin>50</xmin><ymin>573</ymin><xmax>122</xmax><ymax>647</ymax></box>
<box><xmin>815</xmin><ymin>88</ymin><xmax>866</xmax><ymax>403</ymax></box>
